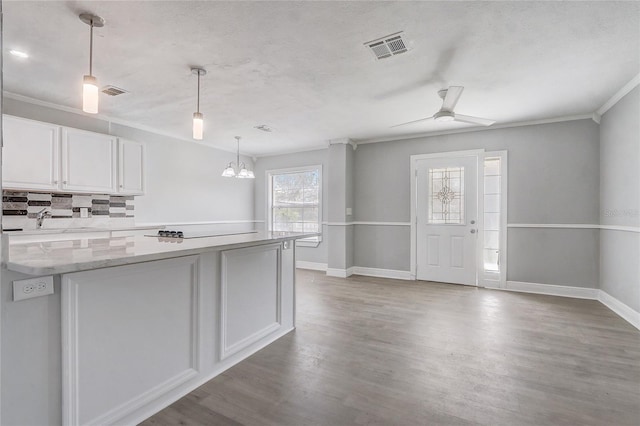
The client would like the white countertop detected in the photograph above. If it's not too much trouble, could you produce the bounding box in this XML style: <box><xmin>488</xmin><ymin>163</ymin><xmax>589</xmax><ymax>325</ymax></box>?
<box><xmin>3</xmin><ymin>224</ymin><xmax>163</xmax><ymax>235</ymax></box>
<box><xmin>6</xmin><ymin>231</ymin><xmax>314</xmax><ymax>275</ymax></box>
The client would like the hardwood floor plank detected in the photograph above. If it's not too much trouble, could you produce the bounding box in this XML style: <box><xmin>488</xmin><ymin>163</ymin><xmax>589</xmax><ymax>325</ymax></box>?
<box><xmin>140</xmin><ymin>270</ymin><xmax>640</xmax><ymax>425</ymax></box>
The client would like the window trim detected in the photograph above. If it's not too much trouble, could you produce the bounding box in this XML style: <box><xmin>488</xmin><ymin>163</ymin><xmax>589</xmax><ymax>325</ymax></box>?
<box><xmin>266</xmin><ymin>165</ymin><xmax>323</xmax><ymax>246</ymax></box>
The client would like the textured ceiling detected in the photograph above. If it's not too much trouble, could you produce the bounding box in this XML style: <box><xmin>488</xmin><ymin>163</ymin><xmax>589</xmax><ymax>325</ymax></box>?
<box><xmin>3</xmin><ymin>1</ymin><xmax>639</xmax><ymax>155</ymax></box>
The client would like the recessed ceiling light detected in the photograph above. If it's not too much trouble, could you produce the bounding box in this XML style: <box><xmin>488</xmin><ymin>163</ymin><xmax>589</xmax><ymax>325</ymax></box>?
<box><xmin>9</xmin><ymin>49</ymin><xmax>29</xmax><ymax>59</ymax></box>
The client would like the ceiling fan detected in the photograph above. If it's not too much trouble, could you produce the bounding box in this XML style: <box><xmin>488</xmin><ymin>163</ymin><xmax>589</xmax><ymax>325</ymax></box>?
<box><xmin>391</xmin><ymin>86</ymin><xmax>496</xmax><ymax>128</ymax></box>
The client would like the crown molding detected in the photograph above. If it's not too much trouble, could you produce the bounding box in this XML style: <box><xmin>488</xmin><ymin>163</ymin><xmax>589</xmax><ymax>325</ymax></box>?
<box><xmin>596</xmin><ymin>73</ymin><xmax>640</xmax><ymax>117</ymax></box>
<box><xmin>327</xmin><ymin>137</ymin><xmax>357</xmax><ymax>150</ymax></box>
<box><xmin>254</xmin><ymin>143</ymin><xmax>329</xmax><ymax>159</ymax></box>
<box><xmin>2</xmin><ymin>91</ymin><xmax>246</xmax><ymax>156</ymax></box>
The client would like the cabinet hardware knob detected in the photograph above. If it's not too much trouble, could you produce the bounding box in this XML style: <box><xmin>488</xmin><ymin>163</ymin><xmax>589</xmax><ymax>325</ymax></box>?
<box><xmin>63</xmin><ymin>180</ymin><xmax>67</xmax><ymax>184</ymax></box>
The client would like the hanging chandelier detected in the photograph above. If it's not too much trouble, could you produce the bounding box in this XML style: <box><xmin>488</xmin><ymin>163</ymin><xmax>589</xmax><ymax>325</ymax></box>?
<box><xmin>79</xmin><ymin>13</ymin><xmax>105</xmax><ymax>114</ymax></box>
<box><xmin>222</xmin><ymin>136</ymin><xmax>255</xmax><ymax>179</ymax></box>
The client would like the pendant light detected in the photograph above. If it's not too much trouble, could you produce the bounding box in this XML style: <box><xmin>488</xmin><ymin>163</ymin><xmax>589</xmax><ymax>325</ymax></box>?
<box><xmin>191</xmin><ymin>67</ymin><xmax>207</xmax><ymax>140</ymax></box>
<box><xmin>79</xmin><ymin>13</ymin><xmax>105</xmax><ymax>114</ymax></box>
<box><xmin>222</xmin><ymin>137</ymin><xmax>255</xmax><ymax>179</ymax></box>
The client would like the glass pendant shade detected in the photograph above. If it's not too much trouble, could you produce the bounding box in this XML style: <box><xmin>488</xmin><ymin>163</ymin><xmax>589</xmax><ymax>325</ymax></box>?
<box><xmin>193</xmin><ymin>112</ymin><xmax>204</xmax><ymax>140</ymax></box>
<box><xmin>222</xmin><ymin>164</ymin><xmax>236</xmax><ymax>177</ymax></box>
<box><xmin>237</xmin><ymin>167</ymin><xmax>249</xmax><ymax>179</ymax></box>
<box><xmin>82</xmin><ymin>75</ymin><xmax>99</xmax><ymax>114</ymax></box>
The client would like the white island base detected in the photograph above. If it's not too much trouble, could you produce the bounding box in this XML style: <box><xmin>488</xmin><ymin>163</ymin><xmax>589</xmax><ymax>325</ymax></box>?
<box><xmin>3</xmin><ymin>233</ymin><xmax>303</xmax><ymax>426</ymax></box>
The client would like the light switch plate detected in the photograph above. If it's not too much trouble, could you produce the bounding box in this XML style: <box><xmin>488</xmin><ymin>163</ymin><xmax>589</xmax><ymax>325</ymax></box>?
<box><xmin>13</xmin><ymin>276</ymin><xmax>54</xmax><ymax>301</ymax></box>
<box><xmin>346</xmin><ymin>207</ymin><xmax>353</xmax><ymax>216</ymax></box>
<box><xmin>80</xmin><ymin>207</ymin><xmax>89</xmax><ymax>218</ymax></box>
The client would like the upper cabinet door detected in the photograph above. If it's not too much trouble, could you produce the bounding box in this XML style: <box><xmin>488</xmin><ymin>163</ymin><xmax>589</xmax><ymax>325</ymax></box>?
<box><xmin>61</xmin><ymin>127</ymin><xmax>117</xmax><ymax>193</ymax></box>
<box><xmin>2</xmin><ymin>115</ymin><xmax>61</xmax><ymax>191</ymax></box>
<box><xmin>118</xmin><ymin>139</ymin><xmax>145</xmax><ymax>195</ymax></box>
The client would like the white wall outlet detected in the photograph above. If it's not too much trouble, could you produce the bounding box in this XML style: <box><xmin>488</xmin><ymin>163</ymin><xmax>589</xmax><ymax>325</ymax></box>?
<box><xmin>346</xmin><ymin>207</ymin><xmax>353</xmax><ymax>216</ymax></box>
<box><xmin>80</xmin><ymin>207</ymin><xmax>89</xmax><ymax>218</ymax></box>
<box><xmin>13</xmin><ymin>276</ymin><xmax>54</xmax><ymax>301</ymax></box>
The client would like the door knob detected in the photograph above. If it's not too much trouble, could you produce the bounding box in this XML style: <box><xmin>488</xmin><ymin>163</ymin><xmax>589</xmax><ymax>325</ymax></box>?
<box><xmin>470</xmin><ymin>220</ymin><xmax>476</xmax><ymax>224</ymax></box>
<box><xmin>470</xmin><ymin>229</ymin><xmax>476</xmax><ymax>234</ymax></box>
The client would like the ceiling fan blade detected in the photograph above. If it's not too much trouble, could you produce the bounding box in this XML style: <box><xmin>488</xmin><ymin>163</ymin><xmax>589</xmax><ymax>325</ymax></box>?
<box><xmin>442</xmin><ymin>86</ymin><xmax>464</xmax><ymax>111</ymax></box>
<box><xmin>390</xmin><ymin>116</ymin><xmax>435</xmax><ymax>128</ymax></box>
<box><xmin>453</xmin><ymin>114</ymin><xmax>496</xmax><ymax>126</ymax></box>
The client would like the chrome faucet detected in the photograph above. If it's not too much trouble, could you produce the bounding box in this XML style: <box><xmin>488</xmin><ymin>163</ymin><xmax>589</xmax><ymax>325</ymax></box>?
<box><xmin>36</xmin><ymin>208</ymin><xmax>52</xmax><ymax>229</ymax></box>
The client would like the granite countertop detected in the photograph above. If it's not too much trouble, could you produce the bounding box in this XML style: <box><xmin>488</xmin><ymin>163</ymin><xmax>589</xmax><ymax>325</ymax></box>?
<box><xmin>6</xmin><ymin>232</ymin><xmax>315</xmax><ymax>275</ymax></box>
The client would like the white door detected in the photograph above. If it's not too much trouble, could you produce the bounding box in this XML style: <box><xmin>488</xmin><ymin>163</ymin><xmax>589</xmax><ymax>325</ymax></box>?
<box><xmin>61</xmin><ymin>127</ymin><xmax>117</xmax><ymax>193</ymax></box>
<box><xmin>416</xmin><ymin>155</ymin><xmax>478</xmax><ymax>285</ymax></box>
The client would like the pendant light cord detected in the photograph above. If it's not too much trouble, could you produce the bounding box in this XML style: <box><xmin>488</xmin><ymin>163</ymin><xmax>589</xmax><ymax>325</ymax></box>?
<box><xmin>196</xmin><ymin>71</ymin><xmax>201</xmax><ymax>114</ymax></box>
<box><xmin>236</xmin><ymin>137</ymin><xmax>240</xmax><ymax>167</ymax></box>
<box><xmin>89</xmin><ymin>20</ymin><xmax>94</xmax><ymax>76</ymax></box>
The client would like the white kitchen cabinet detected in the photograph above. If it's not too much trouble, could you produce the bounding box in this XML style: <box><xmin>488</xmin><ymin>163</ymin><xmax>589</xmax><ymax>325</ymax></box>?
<box><xmin>117</xmin><ymin>138</ymin><xmax>145</xmax><ymax>195</ymax></box>
<box><xmin>61</xmin><ymin>127</ymin><xmax>117</xmax><ymax>193</ymax></box>
<box><xmin>2</xmin><ymin>115</ymin><xmax>60</xmax><ymax>191</ymax></box>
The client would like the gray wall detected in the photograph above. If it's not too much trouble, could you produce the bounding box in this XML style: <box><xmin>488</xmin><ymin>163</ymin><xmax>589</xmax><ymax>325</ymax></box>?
<box><xmin>253</xmin><ymin>148</ymin><xmax>329</xmax><ymax>264</ymax></box>
<box><xmin>3</xmin><ymin>97</ymin><xmax>255</xmax><ymax>225</ymax></box>
<box><xmin>353</xmin><ymin>119</ymin><xmax>600</xmax><ymax>286</ymax></box>
<box><xmin>254</xmin><ymin>119</ymin><xmax>601</xmax><ymax>288</ymax></box>
<box><xmin>599</xmin><ymin>86</ymin><xmax>640</xmax><ymax>310</ymax></box>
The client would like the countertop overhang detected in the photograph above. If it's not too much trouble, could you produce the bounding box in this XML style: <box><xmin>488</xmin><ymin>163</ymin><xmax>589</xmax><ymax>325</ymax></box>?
<box><xmin>5</xmin><ymin>231</ymin><xmax>317</xmax><ymax>275</ymax></box>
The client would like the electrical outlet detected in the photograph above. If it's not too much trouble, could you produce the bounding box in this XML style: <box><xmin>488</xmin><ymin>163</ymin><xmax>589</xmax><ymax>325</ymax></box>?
<box><xmin>13</xmin><ymin>276</ymin><xmax>54</xmax><ymax>301</ymax></box>
<box><xmin>80</xmin><ymin>207</ymin><xmax>89</xmax><ymax>218</ymax></box>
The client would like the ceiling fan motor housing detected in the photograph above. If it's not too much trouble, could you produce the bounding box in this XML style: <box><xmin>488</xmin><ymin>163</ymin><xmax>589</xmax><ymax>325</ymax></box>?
<box><xmin>434</xmin><ymin>110</ymin><xmax>455</xmax><ymax>122</ymax></box>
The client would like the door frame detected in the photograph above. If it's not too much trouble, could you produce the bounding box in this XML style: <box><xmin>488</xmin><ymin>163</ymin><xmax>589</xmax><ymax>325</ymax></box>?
<box><xmin>410</xmin><ymin>149</ymin><xmax>485</xmax><ymax>283</ymax></box>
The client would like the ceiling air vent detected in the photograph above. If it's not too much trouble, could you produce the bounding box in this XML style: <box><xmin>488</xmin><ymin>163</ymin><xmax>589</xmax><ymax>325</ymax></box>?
<box><xmin>254</xmin><ymin>124</ymin><xmax>273</xmax><ymax>132</ymax></box>
<box><xmin>365</xmin><ymin>31</ymin><xmax>408</xmax><ymax>60</ymax></box>
<box><xmin>101</xmin><ymin>85</ymin><xmax>128</xmax><ymax>96</ymax></box>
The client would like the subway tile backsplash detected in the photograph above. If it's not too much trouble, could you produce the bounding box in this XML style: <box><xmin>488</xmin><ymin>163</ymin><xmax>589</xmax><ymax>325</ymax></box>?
<box><xmin>2</xmin><ymin>190</ymin><xmax>134</xmax><ymax>219</ymax></box>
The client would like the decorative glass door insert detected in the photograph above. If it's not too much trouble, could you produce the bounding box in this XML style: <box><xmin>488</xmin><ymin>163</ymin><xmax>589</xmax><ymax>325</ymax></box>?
<box><xmin>428</xmin><ymin>167</ymin><xmax>465</xmax><ymax>224</ymax></box>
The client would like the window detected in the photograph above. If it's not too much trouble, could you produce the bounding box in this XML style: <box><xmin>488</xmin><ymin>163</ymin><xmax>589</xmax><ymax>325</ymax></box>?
<box><xmin>483</xmin><ymin>157</ymin><xmax>501</xmax><ymax>272</ymax></box>
<box><xmin>267</xmin><ymin>166</ymin><xmax>322</xmax><ymax>245</ymax></box>
<box><xmin>428</xmin><ymin>166</ymin><xmax>465</xmax><ymax>224</ymax></box>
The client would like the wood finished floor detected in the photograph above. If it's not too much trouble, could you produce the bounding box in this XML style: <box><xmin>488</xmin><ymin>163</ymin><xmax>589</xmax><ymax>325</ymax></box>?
<box><xmin>141</xmin><ymin>270</ymin><xmax>640</xmax><ymax>426</ymax></box>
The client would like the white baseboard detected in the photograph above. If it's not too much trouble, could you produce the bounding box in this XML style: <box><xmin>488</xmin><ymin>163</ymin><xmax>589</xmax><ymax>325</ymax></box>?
<box><xmin>500</xmin><ymin>281</ymin><xmax>639</xmax><ymax>331</ymax></box>
<box><xmin>351</xmin><ymin>267</ymin><xmax>412</xmax><ymax>280</ymax></box>
<box><xmin>297</xmin><ymin>263</ymin><xmax>412</xmax><ymax>280</ymax></box>
<box><xmin>598</xmin><ymin>290</ymin><xmax>640</xmax><ymax>330</ymax></box>
<box><xmin>326</xmin><ymin>267</ymin><xmax>354</xmax><ymax>278</ymax></box>
<box><xmin>296</xmin><ymin>261</ymin><xmax>327</xmax><ymax>271</ymax></box>
<box><xmin>505</xmin><ymin>281</ymin><xmax>599</xmax><ymax>299</ymax></box>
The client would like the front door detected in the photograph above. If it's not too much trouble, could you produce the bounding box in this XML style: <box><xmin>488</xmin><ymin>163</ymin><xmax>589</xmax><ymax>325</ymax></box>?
<box><xmin>416</xmin><ymin>155</ymin><xmax>478</xmax><ymax>285</ymax></box>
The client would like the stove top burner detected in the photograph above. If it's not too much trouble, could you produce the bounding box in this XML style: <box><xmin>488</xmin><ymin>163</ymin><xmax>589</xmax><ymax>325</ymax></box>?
<box><xmin>147</xmin><ymin>230</ymin><xmax>258</xmax><ymax>240</ymax></box>
<box><xmin>157</xmin><ymin>230</ymin><xmax>183</xmax><ymax>238</ymax></box>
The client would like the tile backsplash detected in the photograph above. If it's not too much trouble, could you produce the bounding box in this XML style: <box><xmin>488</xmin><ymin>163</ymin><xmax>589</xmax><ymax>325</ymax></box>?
<box><xmin>2</xmin><ymin>190</ymin><xmax>134</xmax><ymax>219</ymax></box>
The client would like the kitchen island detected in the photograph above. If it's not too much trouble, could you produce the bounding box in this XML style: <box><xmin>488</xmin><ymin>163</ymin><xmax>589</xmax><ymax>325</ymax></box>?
<box><xmin>2</xmin><ymin>231</ymin><xmax>314</xmax><ymax>426</ymax></box>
